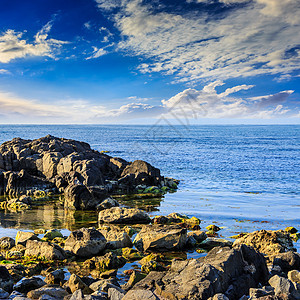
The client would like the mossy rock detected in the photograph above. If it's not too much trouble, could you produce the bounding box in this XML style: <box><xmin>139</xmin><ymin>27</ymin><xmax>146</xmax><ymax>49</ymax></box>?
<box><xmin>141</xmin><ymin>260</ymin><xmax>166</xmax><ymax>273</ymax></box>
<box><xmin>43</xmin><ymin>229</ymin><xmax>63</xmax><ymax>240</ymax></box>
<box><xmin>140</xmin><ymin>253</ymin><xmax>164</xmax><ymax>265</ymax></box>
<box><xmin>290</xmin><ymin>232</ymin><xmax>300</xmax><ymax>242</ymax></box>
<box><xmin>285</xmin><ymin>227</ymin><xmax>298</xmax><ymax>234</ymax></box>
<box><xmin>206</xmin><ymin>225</ymin><xmax>221</xmax><ymax>232</ymax></box>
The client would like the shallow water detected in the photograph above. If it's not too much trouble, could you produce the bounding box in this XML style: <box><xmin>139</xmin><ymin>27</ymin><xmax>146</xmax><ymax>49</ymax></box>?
<box><xmin>0</xmin><ymin>125</ymin><xmax>299</xmax><ymax>250</ymax></box>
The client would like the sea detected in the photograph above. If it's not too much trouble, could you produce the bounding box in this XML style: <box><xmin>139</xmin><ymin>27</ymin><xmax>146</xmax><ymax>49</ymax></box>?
<box><xmin>0</xmin><ymin>124</ymin><xmax>299</xmax><ymax>250</ymax></box>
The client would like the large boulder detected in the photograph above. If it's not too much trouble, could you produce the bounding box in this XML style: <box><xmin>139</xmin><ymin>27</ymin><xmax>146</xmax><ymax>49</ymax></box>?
<box><xmin>16</xmin><ymin>231</ymin><xmax>39</xmax><ymax>246</ymax></box>
<box><xmin>64</xmin><ymin>184</ymin><xmax>107</xmax><ymax>210</ymax></box>
<box><xmin>64</xmin><ymin>227</ymin><xmax>107</xmax><ymax>257</ymax></box>
<box><xmin>98</xmin><ymin>207</ymin><xmax>151</xmax><ymax>224</ymax></box>
<box><xmin>99</xmin><ymin>227</ymin><xmax>133</xmax><ymax>250</ymax></box>
<box><xmin>133</xmin><ymin>245</ymin><xmax>268</xmax><ymax>299</ymax></box>
<box><xmin>134</xmin><ymin>225</ymin><xmax>187</xmax><ymax>252</ymax></box>
<box><xmin>233</xmin><ymin>230</ymin><xmax>296</xmax><ymax>256</ymax></box>
<box><xmin>25</xmin><ymin>240</ymin><xmax>66</xmax><ymax>260</ymax></box>
<box><xmin>119</xmin><ymin>160</ymin><xmax>162</xmax><ymax>187</ymax></box>
<box><xmin>13</xmin><ymin>276</ymin><xmax>46</xmax><ymax>294</ymax></box>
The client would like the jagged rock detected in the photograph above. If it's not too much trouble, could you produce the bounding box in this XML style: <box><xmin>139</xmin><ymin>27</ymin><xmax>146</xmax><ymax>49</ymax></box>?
<box><xmin>233</xmin><ymin>230</ymin><xmax>295</xmax><ymax>256</ymax></box>
<box><xmin>64</xmin><ymin>228</ymin><xmax>107</xmax><ymax>257</ymax></box>
<box><xmin>134</xmin><ymin>225</ymin><xmax>187</xmax><ymax>252</ymax></box>
<box><xmin>99</xmin><ymin>227</ymin><xmax>132</xmax><ymax>250</ymax></box>
<box><xmin>269</xmin><ymin>275</ymin><xmax>299</xmax><ymax>297</ymax></box>
<box><xmin>133</xmin><ymin>245</ymin><xmax>268</xmax><ymax>300</ymax></box>
<box><xmin>67</xmin><ymin>274</ymin><xmax>93</xmax><ymax>294</ymax></box>
<box><xmin>0</xmin><ymin>236</ymin><xmax>15</xmax><ymax>249</ymax></box>
<box><xmin>199</xmin><ymin>237</ymin><xmax>233</xmax><ymax>250</ymax></box>
<box><xmin>0</xmin><ymin>288</ymin><xmax>9</xmax><ymax>299</ymax></box>
<box><xmin>98</xmin><ymin>207</ymin><xmax>151</xmax><ymax>224</ymax></box>
<box><xmin>15</xmin><ymin>231</ymin><xmax>39</xmax><ymax>246</ymax></box>
<box><xmin>187</xmin><ymin>231</ymin><xmax>207</xmax><ymax>243</ymax></box>
<box><xmin>13</xmin><ymin>276</ymin><xmax>46</xmax><ymax>294</ymax></box>
<box><xmin>25</xmin><ymin>240</ymin><xmax>66</xmax><ymax>260</ymax></box>
<box><xmin>108</xmin><ymin>287</ymin><xmax>125</xmax><ymax>300</ymax></box>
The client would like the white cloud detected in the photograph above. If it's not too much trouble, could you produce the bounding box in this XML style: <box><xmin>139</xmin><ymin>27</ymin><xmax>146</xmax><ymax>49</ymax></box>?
<box><xmin>95</xmin><ymin>0</ymin><xmax>300</xmax><ymax>83</ymax></box>
<box><xmin>0</xmin><ymin>82</ymin><xmax>297</xmax><ymax>123</ymax></box>
<box><xmin>0</xmin><ymin>22</ymin><xmax>68</xmax><ymax>63</ymax></box>
<box><xmin>86</xmin><ymin>47</ymin><xmax>108</xmax><ymax>59</ymax></box>
<box><xmin>0</xmin><ymin>69</ymin><xmax>10</xmax><ymax>74</ymax></box>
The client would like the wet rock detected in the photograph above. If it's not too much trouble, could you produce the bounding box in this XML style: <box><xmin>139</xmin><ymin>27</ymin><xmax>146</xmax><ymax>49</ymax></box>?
<box><xmin>199</xmin><ymin>237</ymin><xmax>232</xmax><ymax>251</ymax></box>
<box><xmin>98</xmin><ymin>207</ymin><xmax>151</xmax><ymax>224</ymax></box>
<box><xmin>99</xmin><ymin>227</ymin><xmax>132</xmax><ymax>250</ymax></box>
<box><xmin>45</xmin><ymin>269</ymin><xmax>65</xmax><ymax>285</ymax></box>
<box><xmin>0</xmin><ymin>236</ymin><xmax>15</xmax><ymax>249</ymax></box>
<box><xmin>233</xmin><ymin>230</ymin><xmax>296</xmax><ymax>256</ymax></box>
<box><xmin>96</xmin><ymin>198</ymin><xmax>119</xmax><ymax>211</ymax></box>
<box><xmin>84</xmin><ymin>252</ymin><xmax>126</xmax><ymax>273</ymax></box>
<box><xmin>134</xmin><ymin>225</ymin><xmax>187</xmax><ymax>252</ymax></box>
<box><xmin>64</xmin><ymin>228</ymin><xmax>106</xmax><ymax>258</ymax></box>
<box><xmin>25</xmin><ymin>240</ymin><xmax>66</xmax><ymax>260</ymax></box>
<box><xmin>67</xmin><ymin>274</ymin><xmax>93</xmax><ymax>294</ymax></box>
<box><xmin>64</xmin><ymin>184</ymin><xmax>107</xmax><ymax>210</ymax></box>
<box><xmin>27</xmin><ymin>286</ymin><xmax>68</xmax><ymax>299</ymax></box>
<box><xmin>122</xmin><ymin>271</ymin><xmax>147</xmax><ymax>291</ymax></box>
<box><xmin>13</xmin><ymin>276</ymin><xmax>46</xmax><ymax>294</ymax></box>
<box><xmin>15</xmin><ymin>231</ymin><xmax>39</xmax><ymax>246</ymax></box>
<box><xmin>0</xmin><ymin>266</ymin><xmax>14</xmax><ymax>292</ymax></box>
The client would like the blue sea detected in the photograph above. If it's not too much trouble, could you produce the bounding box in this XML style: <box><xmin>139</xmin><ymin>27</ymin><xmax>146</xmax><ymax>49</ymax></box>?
<box><xmin>0</xmin><ymin>125</ymin><xmax>299</xmax><ymax>249</ymax></box>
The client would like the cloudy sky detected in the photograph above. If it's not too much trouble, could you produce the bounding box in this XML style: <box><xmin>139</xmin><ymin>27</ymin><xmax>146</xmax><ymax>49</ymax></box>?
<box><xmin>0</xmin><ymin>0</ymin><xmax>299</xmax><ymax>124</ymax></box>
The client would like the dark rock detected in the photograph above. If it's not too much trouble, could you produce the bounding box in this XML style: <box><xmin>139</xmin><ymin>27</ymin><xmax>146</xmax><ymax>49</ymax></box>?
<box><xmin>0</xmin><ymin>266</ymin><xmax>13</xmax><ymax>292</ymax></box>
<box><xmin>0</xmin><ymin>288</ymin><xmax>9</xmax><ymax>299</ymax></box>
<box><xmin>270</xmin><ymin>251</ymin><xmax>300</xmax><ymax>272</ymax></box>
<box><xmin>134</xmin><ymin>225</ymin><xmax>187</xmax><ymax>252</ymax></box>
<box><xmin>288</xmin><ymin>270</ymin><xmax>300</xmax><ymax>284</ymax></box>
<box><xmin>13</xmin><ymin>276</ymin><xmax>46</xmax><ymax>294</ymax></box>
<box><xmin>45</xmin><ymin>269</ymin><xmax>65</xmax><ymax>285</ymax></box>
<box><xmin>98</xmin><ymin>207</ymin><xmax>151</xmax><ymax>224</ymax></box>
<box><xmin>99</xmin><ymin>227</ymin><xmax>132</xmax><ymax>250</ymax></box>
<box><xmin>0</xmin><ymin>236</ymin><xmax>15</xmax><ymax>249</ymax></box>
<box><xmin>64</xmin><ymin>228</ymin><xmax>106</xmax><ymax>258</ymax></box>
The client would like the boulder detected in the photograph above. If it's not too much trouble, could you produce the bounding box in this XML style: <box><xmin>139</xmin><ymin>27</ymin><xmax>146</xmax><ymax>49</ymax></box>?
<box><xmin>233</xmin><ymin>230</ymin><xmax>296</xmax><ymax>256</ymax></box>
<box><xmin>187</xmin><ymin>231</ymin><xmax>207</xmax><ymax>243</ymax></box>
<box><xmin>25</xmin><ymin>240</ymin><xmax>66</xmax><ymax>260</ymax></box>
<box><xmin>123</xmin><ymin>289</ymin><xmax>159</xmax><ymax>300</ymax></box>
<box><xmin>0</xmin><ymin>266</ymin><xmax>13</xmax><ymax>292</ymax></box>
<box><xmin>270</xmin><ymin>251</ymin><xmax>300</xmax><ymax>272</ymax></box>
<box><xmin>15</xmin><ymin>231</ymin><xmax>39</xmax><ymax>246</ymax></box>
<box><xmin>269</xmin><ymin>275</ymin><xmax>298</xmax><ymax>297</ymax></box>
<box><xmin>133</xmin><ymin>225</ymin><xmax>187</xmax><ymax>252</ymax></box>
<box><xmin>96</xmin><ymin>198</ymin><xmax>119</xmax><ymax>211</ymax></box>
<box><xmin>64</xmin><ymin>184</ymin><xmax>107</xmax><ymax>210</ymax></box>
<box><xmin>98</xmin><ymin>207</ymin><xmax>151</xmax><ymax>224</ymax></box>
<box><xmin>67</xmin><ymin>274</ymin><xmax>93</xmax><ymax>294</ymax></box>
<box><xmin>0</xmin><ymin>236</ymin><xmax>15</xmax><ymax>249</ymax></box>
<box><xmin>133</xmin><ymin>245</ymin><xmax>268</xmax><ymax>299</ymax></box>
<box><xmin>99</xmin><ymin>227</ymin><xmax>132</xmax><ymax>250</ymax></box>
<box><xmin>64</xmin><ymin>228</ymin><xmax>106</xmax><ymax>257</ymax></box>
<box><xmin>0</xmin><ymin>288</ymin><xmax>9</xmax><ymax>299</ymax></box>
<box><xmin>13</xmin><ymin>276</ymin><xmax>46</xmax><ymax>294</ymax></box>
<box><xmin>45</xmin><ymin>269</ymin><xmax>65</xmax><ymax>285</ymax></box>
<box><xmin>27</xmin><ymin>286</ymin><xmax>68</xmax><ymax>299</ymax></box>
<box><xmin>108</xmin><ymin>287</ymin><xmax>125</xmax><ymax>300</ymax></box>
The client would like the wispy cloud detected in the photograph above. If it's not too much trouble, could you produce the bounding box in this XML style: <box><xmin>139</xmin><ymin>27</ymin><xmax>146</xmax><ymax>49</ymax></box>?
<box><xmin>86</xmin><ymin>46</ymin><xmax>107</xmax><ymax>59</ymax></box>
<box><xmin>0</xmin><ymin>82</ymin><xmax>298</xmax><ymax>123</ymax></box>
<box><xmin>95</xmin><ymin>0</ymin><xmax>300</xmax><ymax>83</ymax></box>
<box><xmin>0</xmin><ymin>22</ymin><xmax>68</xmax><ymax>63</ymax></box>
<box><xmin>0</xmin><ymin>69</ymin><xmax>10</xmax><ymax>74</ymax></box>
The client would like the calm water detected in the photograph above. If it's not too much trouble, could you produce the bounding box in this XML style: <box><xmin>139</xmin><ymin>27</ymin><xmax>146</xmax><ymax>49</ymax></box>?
<box><xmin>0</xmin><ymin>125</ymin><xmax>299</xmax><ymax>249</ymax></box>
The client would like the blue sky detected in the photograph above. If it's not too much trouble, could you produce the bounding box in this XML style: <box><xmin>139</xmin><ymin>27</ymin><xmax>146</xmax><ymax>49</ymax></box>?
<box><xmin>0</xmin><ymin>0</ymin><xmax>299</xmax><ymax>124</ymax></box>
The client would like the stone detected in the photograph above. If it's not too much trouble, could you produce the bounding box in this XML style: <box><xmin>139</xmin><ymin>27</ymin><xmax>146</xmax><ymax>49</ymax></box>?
<box><xmin>0</xmin><ymin>236</ymin><xmax>15</xmax><ymax>249</ymax></box>
<box><xmin>249</xmin><ymin>287</ymin><xmax>275</xmax><ymax>298</ymax></box>
<box><xmin>122</xmin><ymin>289</ymin><xmax>159</xmax><ymax>300</ymax></box>
<box><xmin>0</xmin><ymin>266</ymin><xmax>13</xmax><ymax>292</ymax></box>
<box><xmin>13</xmin><ymin>277</ymin><xmax>46</xmax><ymax>294</ymax></box>
<box><xmin>199</xmin><ymin>237</ymin><xmax>232</xmax><ymax>250</ymax></box>
<box><xmin>67</xmin><ymin>274</ymin><xmax>93</xmax><ymax>294</ymax></box>
<box><xmin>98</xmin><ymin>207</ymin><xmax>151</xmax><ymax>224</ymax></box>
<box><xmin>270</xmin><ymin>251</ymin><xmax>300</xmax><ymax>272</ymax></box>
<box><xmin>99</xmin><ymin>227</ymin><xmax>132</xmax><ymax>250</ymax></box>
<box><xmin>64</xmin><ymin>228</ymin><xmax>106</xmax><ymax>258</ymax></box>
<box><xmin>233</xmin><ymin>230</ymin><xmax>296</xmax><ymax>256</ymax></box>
<box><xmin>25</xmin><ymin>240</ymin><xmax>66</xmax><ymax>260</ymax></box>
<box><xmin>187</xmin><ymin>231</ymin><xmax>207</xmax><ymax>243</ymax></box>
<box><xmin>45</xmin><ymin>269</ymin><xmax>65</xmax><ymax>285</ymax></box>
<box><xmin>108</xmin><ymin>287</ymin><xmax>125</xmax><ymax>300</ymax></box>
<box><xmin>15</xmin><ymin>231</ymin><xmax>39</xmax><ymax>246</ymax></box>
<box><xmin>134</xmin><ymin>225</ymin><xmax>187</xmax><ymax>252</ymax></box>
<box><xmin>209</xmin><ymin>294</ymin><xmax>229</xmax><ymax>300</ymax></box>
<box><xmin>27</xmin><ymin>286</ymin><xmax>68</xmax><ymax>299</ymax></box>
<box><xmin>122</xmin><ymin>271</ymin><xmax>147</xmax><ymax>291</ymax></box>
<box><xmin>44</xmin><ymin>229</ymin><xmax>63</xmax><ymax>240</ymax></box>
<box><xmin>288</xmin><ymin>270</ymin><xmax>300</xmax><ymax>284</ymax></box>
<box><xmin>96</xmin><ymin>198</ymin><xmax>119</xmax><ymax>211</ymax></box>
<box><xmin>269</xmin><ymin>275</ymin><xmax>296</xmax><ymax>295</ymax></box>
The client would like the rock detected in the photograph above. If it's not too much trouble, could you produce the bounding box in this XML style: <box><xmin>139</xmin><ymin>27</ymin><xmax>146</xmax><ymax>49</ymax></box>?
<box><xmin>187</xmin><ymin>231</ymin><xmax>207</xmax><ymax>243</ymax></box>
<box><xmin>134</xmin><ymin>225</ymin><xmax>187</xmax><ymax>252</ymax></box>
<box><xmin>108</xmin><ymin>287</ymin><xmax>125</xmax><ymax>300</ymax></box>
<box><xmin>119</xmin><ymin>160</ymin><xmax>162</xmax><ymax>188</ymax></box>
<box><xmin>0</xmin><ymin>236</ymin><xmax>15</xmax><ymax>249</ymax></box>
<box><xmin>0</xmin><ymin>266</ymin><xmax>14</xmax><ymax>292</ymax></box>
<box><xmin>269</xmin><ymin>275</ymin><xmax>296</xmax><ymax>295</ymax></box>
<box><xmin>209</xmin><ymin>294</ymin><xmax>229</xmax><ymax>300</ymax></box>
<box><xmin>233</xmin><ymin>230</ymin><xmax>296</xmax><ymax>256</ymax></box>
<box><xmin>122</xmin><ymin>289</ymin><xmax>159</xmax><ymax>300</ymax></box>
<box><xmin>0</xmin><ymin>288</ymin><xmax>9</xmax><ymax>299</ymax></box>
<box><xmin>270</xmin><ymin>251</ymin><xmax>300</xmax><ymax>272</ymax></box>
<box><xmin>133</xmin><ymin>245</ymin><xmax>268</xmax><ymax>300</ymax></box>
<box><xmin>64</xmin><ymin>228</ymin><xmax>106</xmax><ymax>258</ymax></box>
<box><xmin>285</xmin><ymin>227</ymin><xmax>298</xmax><ymax>234</ymax></box>
<box><xmin>27</xmin><ymin>286</ymin><xmax>68</xmax><ymax>299</ymax></box>
<box><xmin>98</xmin><ymin>207</ymin><xmax>151</xmax><ymax>224</ymax></box>
<box><xmin>99</xmin><ymin>227</ymin><xmax>132</xmax><ymax>250</ymax></box>
<box><xmin>45</xmin><ymin>269</ymin><xmax>65</xmax><ymax>285</ymax></box>
<box><xmin>199</xmin><ymin>237</ymin><xmax>232</xmax><ymax>250</ymax></box>
<box><xmin>96</xmin><ymin>198</ymin><xmax>119</xmax><ymax>211</ymax></box>
<box><xmin>248</xmin><ymin>286</ymin><xmax>275</xmax><ymax>298</ymax></box>
<box><xmin>25</xmin><ymin>240</ymin><xmax>66</xmax><ymax>260</ymax></box>
<box><xmin>13</xmin><ymin>277</ymin><xmax>46</xmax><ymax>294</ymax></box>
<box><xmin>122</xmin><ymin>271</ymin><xmax>147</xmax><ymax>291</ymax></box>
<box><xmin>15</xmin><ymin>231</ymin><xmax>39</xmax><ymax>246</ymax></box>
<box><xmin>44</xmin><ymin>229</ymin><xmax>63</xmax><ymax>240</ymax></box>
<box><xmin>206</xmin><ymin>225</ymin><xmax>221</xmax><ymax>232</ymax></box>
<box><xmin>67</xmin><ymin>274</ymin><xmax>93</xmax><ymax>294</ymax></box>
<box><xmin>7</xmin><ymin>290</ymin><xmax>26</xmax><ymax>299</ymax></box>
<box><xmin>84</xmin><ymin>252</ymin><xmax>126</xmax><ymax>273</ymax></box>
<box><xmin>288</xmin><ymin>270</ymin><xmax>300</xmax><ymax>284</ymax></box>
<box><xmin>64</xmin><ymin>184</ymin><xmax>107</xmax><ymax>210</ymax></box>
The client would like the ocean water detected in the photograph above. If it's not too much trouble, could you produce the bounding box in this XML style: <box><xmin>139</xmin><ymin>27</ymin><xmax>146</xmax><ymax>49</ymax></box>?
<box><xmin>0</xmin><ymin>125</ymin><xmax>299</xmax><ymax>249</ymax></box>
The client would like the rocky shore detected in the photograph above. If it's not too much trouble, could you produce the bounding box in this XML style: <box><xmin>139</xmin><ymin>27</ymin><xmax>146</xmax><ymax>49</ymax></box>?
<box><xmin>0</xmin><ymin>136</ymin><xmax>299</xmax><ymax>300</ymax></box>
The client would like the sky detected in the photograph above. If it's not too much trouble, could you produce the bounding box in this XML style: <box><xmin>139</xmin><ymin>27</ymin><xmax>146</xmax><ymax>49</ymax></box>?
<box><xmin>0</xmin><ymin>0</ymin><xmax>299</xmax><ymax>124</ymax></box>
